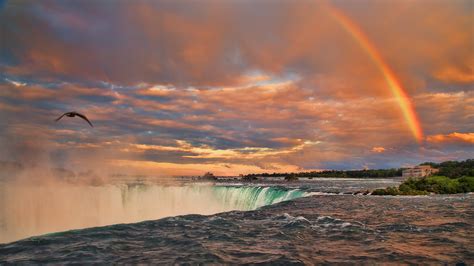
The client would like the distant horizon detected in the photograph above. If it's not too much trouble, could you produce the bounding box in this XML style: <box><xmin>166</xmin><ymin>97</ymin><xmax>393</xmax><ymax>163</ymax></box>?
<box><xmin>1</xmin><ymin>158</ymin><xmax>470</xmax><ymax>178</ymax></box>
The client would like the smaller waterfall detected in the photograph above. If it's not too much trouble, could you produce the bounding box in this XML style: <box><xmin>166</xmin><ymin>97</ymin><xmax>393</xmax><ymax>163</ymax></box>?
<box><xmin>212</xmin><ymin>186</ymin><xmax>307</xmax><ymax>210</ymax></box>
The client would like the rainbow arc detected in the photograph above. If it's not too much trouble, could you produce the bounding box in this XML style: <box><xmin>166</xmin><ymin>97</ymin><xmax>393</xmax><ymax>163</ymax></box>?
<box><xmin>328</xmin><ymin>6</ymin><xmax>423</xmax><ymax>142</ymax></box>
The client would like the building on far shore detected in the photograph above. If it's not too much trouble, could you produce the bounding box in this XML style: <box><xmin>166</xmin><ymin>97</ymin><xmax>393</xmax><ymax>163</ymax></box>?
<box><xmin>402</xmin><ymin>165</ymin><xmax>439</xmax><ymax>178</ymax></box>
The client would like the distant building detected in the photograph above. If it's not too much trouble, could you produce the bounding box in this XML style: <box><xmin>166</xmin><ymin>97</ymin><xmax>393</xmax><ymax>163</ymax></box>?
<box><xmin>402</xmin><ymin>165</ymin><xmax>439</xmax><ymax>178</ymax></box>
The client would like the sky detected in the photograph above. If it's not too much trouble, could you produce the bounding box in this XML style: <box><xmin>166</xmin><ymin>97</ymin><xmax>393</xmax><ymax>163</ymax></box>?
<box><xmin>0</xmin><ymin>0</ymin><xmax>472</xmax><ymax>176</ymax></box>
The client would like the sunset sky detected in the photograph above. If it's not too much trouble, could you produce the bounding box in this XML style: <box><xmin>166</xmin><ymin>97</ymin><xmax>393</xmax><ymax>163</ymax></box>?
<box><xmin>0</xmin><ymin>0</ymin><xmax>472</xmax><ymax>176</ymax></box>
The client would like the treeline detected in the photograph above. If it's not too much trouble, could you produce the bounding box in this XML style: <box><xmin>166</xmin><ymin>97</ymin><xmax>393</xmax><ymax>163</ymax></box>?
<box><xmin>243</xmin><ymin>159</ymin><xmax>474</xmax><ymax>180</ymax></box>
<box><xmin>373</xmin><ymin>175</ymin><xmax>474</xmax><ymax>195</ymax></box>
<box><xmin>421</xmin><ymin>159</ymin><xmax>474</xmax><ymax>178</ymax></box>
<box><xmin>243</xmin><ymin>168</ymin><xmax>402</xmax><ymax>180</ymax></box>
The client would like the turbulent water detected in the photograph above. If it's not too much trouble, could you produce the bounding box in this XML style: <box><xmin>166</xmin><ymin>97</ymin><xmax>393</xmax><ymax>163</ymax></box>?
<box><xmin>1</xmin><ymin>179</ymin><xmax>473</xmax><ymax>264</ymax></box>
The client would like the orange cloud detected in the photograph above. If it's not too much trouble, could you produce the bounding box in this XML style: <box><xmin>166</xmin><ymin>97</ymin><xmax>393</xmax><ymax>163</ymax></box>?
<box><xmin>371</xmin><ymin>147</ymin><xmax>386</xmax><ymax>153</ymax></box>
<box><xmin>426</xmin><ymin>132</ymin><xmax>474</xmax><ymax>144</ymax></box>
<box><xmin>2</xmin><ymin>0</ymin><xmax>471</xmax><ymax>91</ymax></box>
<box><xmin>433</xmin><ymin>65</ymin><xmax>474</xmax><ymax>84</ymax></box>
<box><xmin>129</xmin><ymin>140</ymin><xmax>320</xmax><ymax>160</ymax></box>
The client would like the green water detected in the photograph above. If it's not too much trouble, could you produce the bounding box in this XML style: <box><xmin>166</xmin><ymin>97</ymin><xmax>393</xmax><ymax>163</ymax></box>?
<box><xmin>212</xmin><ymin>186</ymin><xmax>307</xmax><ymax>210</ymax></box>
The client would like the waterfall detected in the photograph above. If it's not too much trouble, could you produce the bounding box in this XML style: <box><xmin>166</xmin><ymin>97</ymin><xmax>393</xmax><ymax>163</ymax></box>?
<box><xmin>1</xmin><ymin>183</ymin><xmax>308</xmax><ymax>243</ymax></box>
<box><xmin>212</xmin><ymin>186</ymin><xmax>307</xmax><ymax>210</ymax></box>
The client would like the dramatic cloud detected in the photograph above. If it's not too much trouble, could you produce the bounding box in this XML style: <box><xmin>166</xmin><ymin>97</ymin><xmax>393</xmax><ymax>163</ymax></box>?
<box><xmin>427</xmin><ymin>133</ymin><xmax>474</xmax><ymax>144</ymax></box>
<box><xmin>0</xmin><ymin>0</ymin><xmax>472</xmax><ymax>175</ymax></box>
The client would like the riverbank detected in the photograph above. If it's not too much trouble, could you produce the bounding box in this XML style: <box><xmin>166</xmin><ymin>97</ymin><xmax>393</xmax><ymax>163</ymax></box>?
<box><xmin>372</xmin><ymin>175</ymin><xmax>474</xmax><ymax>195</ymax></box>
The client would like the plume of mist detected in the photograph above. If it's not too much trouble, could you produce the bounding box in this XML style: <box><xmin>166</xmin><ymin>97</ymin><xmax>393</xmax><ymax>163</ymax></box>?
<box><xmin>0</xmin><ymin>183</ymin><xmax>247</xmax><ymax>243</ymax></box>
<box><xmin>0</xmin><ymin>117</ymin><xmax>191</xmax><ymax>244</ymax></box>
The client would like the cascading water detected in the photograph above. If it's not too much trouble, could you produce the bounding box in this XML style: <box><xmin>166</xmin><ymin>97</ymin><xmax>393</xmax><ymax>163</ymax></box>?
<box><xmin>212</xmin><ymin>186</ymin><xmax>307</xmax><ymax>210</ymax></box>
<box><xmin>0</xmin><ymin>183</ymin><xmax>309</xmax><ymax>243</ymax></box>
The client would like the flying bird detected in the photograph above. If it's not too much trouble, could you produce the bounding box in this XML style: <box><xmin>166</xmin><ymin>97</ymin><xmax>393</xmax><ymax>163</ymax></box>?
<box><xmin>55</xmin><ymin>111</ymin><xmax>94</xmax><ymax>127</ymax></box>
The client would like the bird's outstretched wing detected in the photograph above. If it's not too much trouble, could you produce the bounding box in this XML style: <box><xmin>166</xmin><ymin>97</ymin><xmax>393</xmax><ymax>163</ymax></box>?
<box><xmin>75</xmin><ymin>112</ymin><xmax>94</xmax><ymax>127</ymax></box>
<box><xmin>55</xmin><ymin>112</ymin><xmax>71</xmax><ymax>122</ymax></box>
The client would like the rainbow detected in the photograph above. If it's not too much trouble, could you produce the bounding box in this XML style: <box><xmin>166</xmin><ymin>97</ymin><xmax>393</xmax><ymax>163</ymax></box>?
<box><xmin>327</xmin><ymin>6</ymin><xmax>423</xmax><ymax>142</ymax></box>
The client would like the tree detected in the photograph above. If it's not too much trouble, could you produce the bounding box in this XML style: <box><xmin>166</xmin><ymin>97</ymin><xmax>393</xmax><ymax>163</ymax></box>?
<box><xmin>284</xmin><ymin>174</ymin><xmax>298</xmax><ymax>181</ymax></box>
<box><xmin>202</xmin><ymin>172</ymin><xmax>217</xmax><ymax>180</ymax></box>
